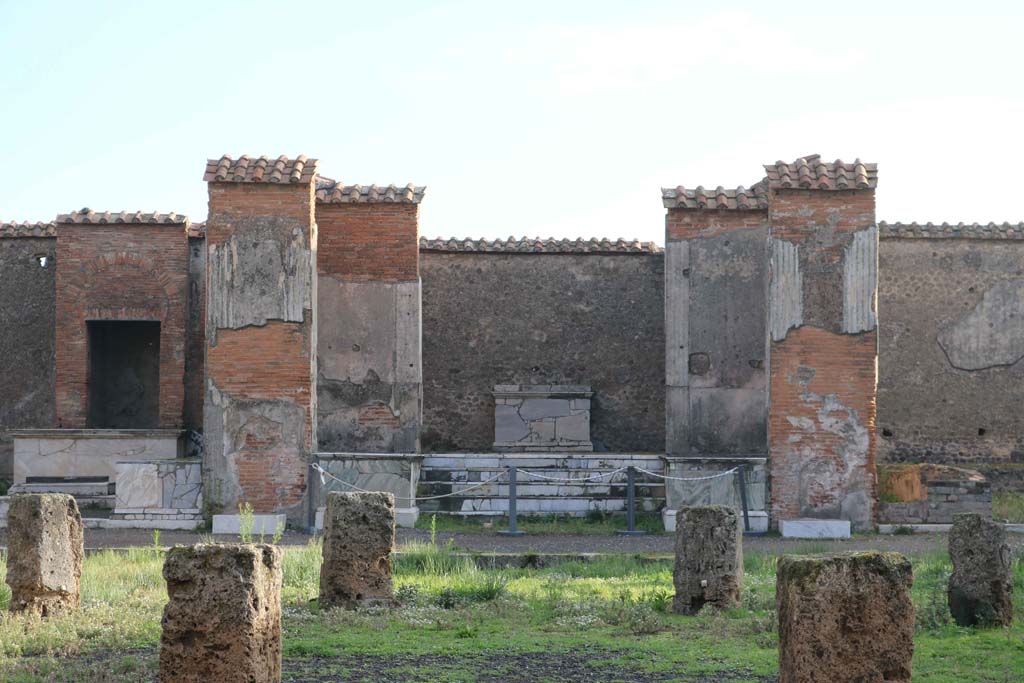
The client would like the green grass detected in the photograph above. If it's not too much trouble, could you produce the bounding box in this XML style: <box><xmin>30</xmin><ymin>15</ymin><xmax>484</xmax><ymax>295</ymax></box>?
<box><xmin>994</xmin><ymin>491</ymin><xmax>1024</xmax><ymax>523</ymax></box>
<box><xmin>1</xmin><ymin>541</ymin><xmax>1023</xmax><ymax>681</ymax></box>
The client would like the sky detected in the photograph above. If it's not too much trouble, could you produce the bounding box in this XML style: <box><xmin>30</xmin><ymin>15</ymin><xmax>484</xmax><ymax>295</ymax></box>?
<box><xmin>2</xmin><ymin>0</ymin><xmax>1023</xmax><ymax>245</ymax></box>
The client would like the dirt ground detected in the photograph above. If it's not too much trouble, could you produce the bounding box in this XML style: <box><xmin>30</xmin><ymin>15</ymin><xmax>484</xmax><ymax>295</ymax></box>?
<box><xmin>3</xmin><ymin>525</ymin><xmax>1020</xmax><ymax>558</ymax></box>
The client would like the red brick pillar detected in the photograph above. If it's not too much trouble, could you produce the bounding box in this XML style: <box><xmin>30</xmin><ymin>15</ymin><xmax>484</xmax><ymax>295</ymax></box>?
<box><xmin>766</xmin><ymin>156</ymin><xmax>879</xmax><ymax>531</ymax></box>
<box><xmin>314</xmin><ymin>182</ymin><xmax>424</xmax><ymax>454</ymax></box>
<box><xmin>202</xmin><ymin>155</ymin><xmax>319</xmax><ymax>521</ymax></box>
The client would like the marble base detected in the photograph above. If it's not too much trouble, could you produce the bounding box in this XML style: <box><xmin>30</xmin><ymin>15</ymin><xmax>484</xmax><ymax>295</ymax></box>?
<box><xmin>780</xmin><ymin>518</ymin><xmax>851</xmax><ymax>539</ymax></box>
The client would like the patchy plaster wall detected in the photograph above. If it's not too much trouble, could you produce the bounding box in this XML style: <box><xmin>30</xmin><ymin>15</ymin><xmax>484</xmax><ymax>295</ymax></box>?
<box><xmin>0</xmin><ymin>237</ymin><xmax>56</xmax><ymax>479</ymax></box>
<box><xmin>315</xmin><ymin>202</ymin><xmax>422</xmax><ymax>453</ymax></box>
<box><xmin>877</xmin><ymin>238</ymin><xmax>1024</xmax><ymax>469</ymax></box>
<box><xmin>665</xmin><ymin>209</ymin><xmax>769</xmax><ymax>456</ymax></box>
<box><xmin>419</xmin><ymin>252</ymin><xmax>664</xmax><ymax>452</ymax></box>
<box><xmin>203</xmin><ymin>180</ymin><xmax>317</xmax><ymax>521</ymax></box>
<box><xmin>767</xmin><ymin>188</ymin><xmax>878</xmax><ymax>531</ymax></box>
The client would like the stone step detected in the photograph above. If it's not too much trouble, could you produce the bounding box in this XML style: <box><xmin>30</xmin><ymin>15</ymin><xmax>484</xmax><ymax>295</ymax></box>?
<box><xmin>420</xmin><ymin>496</ymin><xmax>662</xmax><ymax>515</ymax></box>
<box><xmin>12</xmin><ymin>481</ymin><xmax>115</xmax><ymax>496</ymax></box>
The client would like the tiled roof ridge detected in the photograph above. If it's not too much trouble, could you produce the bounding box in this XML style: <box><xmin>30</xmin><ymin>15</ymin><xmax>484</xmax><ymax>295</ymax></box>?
<box><xmin>419</xmin><ymin>236</ymin><xmax>663</xmax><ymax>254</ymax></box>
<box><xmin>662</xmin><ymin>181</ymin><xmax>768</xmax><ymax>210</ymax></box>
<box><xmin>315</xmin><ymin>176</ymin><xmax>425</xmax><ymax>204</ymax></box>
<box><xmin>879</xmin><ymin>221</ymin><xmax>1024</xmax><ymax>240</ymax></box>
<box><xmin>204</xmin><ymin>155</ymin><xmax>319</xmax><ymax>184</ymax></box>
<box><xmin>0</xmin><ymin>220</ymin><xmax>56</xmax><ymax>237</ymax></box>
<box><xmin>764</xmin><ymin>154</ymin><xmax>878</xmax><ymax>190</ymax></box>
<box><xmin>56</xmin><ymin>210</ymin><xmax>190</xmax><ymax>226</ymax></box>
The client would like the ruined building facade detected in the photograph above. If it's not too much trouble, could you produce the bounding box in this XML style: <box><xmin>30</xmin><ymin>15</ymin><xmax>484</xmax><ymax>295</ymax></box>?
<box><xmin>1</xmin><ymin>154</ymin><xmax>1021</xmax><ymax>531</ymax></box>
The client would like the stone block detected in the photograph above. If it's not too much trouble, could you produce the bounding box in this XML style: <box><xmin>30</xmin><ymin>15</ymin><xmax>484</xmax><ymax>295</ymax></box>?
<box><xmin>160</xmin><ymin>544</ymin><xmax>282</xmax><ymax>683</ymax></box>
<box><xmin>115</xmin><ymin>462</ymin><xmax>161</xmax><ymax>509</ymax></box>
<box><xmin>948</xmin><ymin>513</ymin><xmax>1013</xmax><ymax>627</ymax></box>
<box><xmin>777</xmin><ymin>552</ymin><xmax>914</xmax><ymax>683</ymax></box>
<box><xmin>672</xmin><ymin>505</ymin><xmax>742</xmax><ymax>614</ymax></box>
<box><xmin>319</xmin><ymin>491</ymin><xmax>395</xmax><ymax>609</ymax></box>
<box><xmin>780</xmin><ymin>518</ymin><xmax>851</xmax><ymax>539</ymax></box>
<box><xmin>212</xmin><ymin>514</ymin><xmax>287</xmax><ymax>536</ymax></box>
<box><xmin>4</xmin><ymin>493</ymin><xmax>84</xmax><ymax>616</ymax></box>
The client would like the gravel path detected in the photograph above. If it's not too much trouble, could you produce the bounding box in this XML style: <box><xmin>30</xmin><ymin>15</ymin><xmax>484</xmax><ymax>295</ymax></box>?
<box><xmin>4</xmin><ymin>526</ymin><xmax>1021</xmax><ymax>558</ymax></box>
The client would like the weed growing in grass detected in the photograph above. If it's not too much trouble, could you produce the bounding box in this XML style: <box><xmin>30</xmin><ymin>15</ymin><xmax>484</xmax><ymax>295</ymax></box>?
<box><xmin>238</xmin><ymin>502</ymin><xmax>255</xmax><ymax>543</ymax></box>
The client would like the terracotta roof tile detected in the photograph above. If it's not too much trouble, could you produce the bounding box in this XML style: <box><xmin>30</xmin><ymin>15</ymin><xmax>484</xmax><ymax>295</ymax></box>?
<box><xmin>56</xmin><ymin>210</ymin><xmax>189</xmax><ymax>226</ymax></box>
<box><xmin>315</xmin><ymin>176</ymin><xmax>425</xmax><ymax>204</ymax></box>
<box><xmin>187</xmin><ymin>221</ymin><xmax>206</xmax><ymax>238</ymax></box>
<box><xmin>419</xmin><ymin>236</ymin><xmax>662</xmax><ymax>254</ymax></box>
<box><xmin>0</xmin><ymin>221</ymin><xmax>56</xmax><ymax>238</ymax></box>
<box><xmin>204</xmin><ymin>155</ymin><xmax>319</xmax><ymax>184</ymax></box>
<box><xmin>764</xmin><ymin>154</ymin><xmax>877</xmax><ymax>190</ymax></box>
<box><xmin>879</xmin><ymin>221</ymin><xmax>1024</xmax><ymax>240</ymax></box>
<box><xmin>662</xmin><ymin>182</ymin><xmax>768</xmax><ymax>210</ymax></box>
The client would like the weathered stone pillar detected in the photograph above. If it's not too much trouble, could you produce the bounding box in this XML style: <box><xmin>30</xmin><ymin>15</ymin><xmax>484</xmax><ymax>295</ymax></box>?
<box><xmin>672</xmin><ymin>505</ymin><xmax>742</xmax><ymax>614</ymax></box>
<box><xmin>202</xmin><ymin>155</ymin><xmax>319</xmax><ymax>523</ymax></box>
<box><xmin>662</xmin><ymin>186</ymin><xmax>769</xmax><ymax>457</ymax></box>
<box><xmin>160</xmin><ymin>544</ymin><xmax>282</xmax><ymax>683</ymax></box>
<box><xmin>948</xmin><ymin>512</ymin><xmax>1013</xmax><ymax>626</ymax></box>
<box><xmin>5</xmin><ymin>493</ymin><xmax>84</xmax><ymax>616</ymax></box>
<box><xmin>314</xmin><ymin>182</ymin><xmax>424</xmax><ymax>456</ymax></box>
<box><xmin>777</xmin><ymin>552</ymin><xmax>913</xmax><ymax>683</ymax></box>
<box><xmin>319</xmin><ymin>491</ymin><xmax>395</xmax><ymax>609</ymax></box>
<box><xmin>766</xmin><ymin>156</ymin><xmax>879</xmax><ymax>531</ymax></box>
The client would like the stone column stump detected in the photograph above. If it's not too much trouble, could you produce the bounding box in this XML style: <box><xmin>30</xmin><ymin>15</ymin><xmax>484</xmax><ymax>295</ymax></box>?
<box><xmin>5</xmin><ymin>493</ymin><xmax>84</xmax><ymax>616</ymax></box>
<box><xmin>948</xmin><ymin>512</ymin><xmax>1013</xmax><ymax>626</ymax></box>
<box><xmin>672</xmin><ymin>505</ymin><xmax>742</xmax><ymax>614</ymax></box>
<box><xmin>777</xmin><ymin>552</ymin><xmax>914</xmax><ymax>683</ymax></box>
<box><xmin>160</xmin><ymin>544</ymin><xmax>282</xmax><ymax>683</ymax></box>
<box><xmin>319</xmin><ymin>491</ymin><xmax>395</xmax><ymax>609</ymax></box>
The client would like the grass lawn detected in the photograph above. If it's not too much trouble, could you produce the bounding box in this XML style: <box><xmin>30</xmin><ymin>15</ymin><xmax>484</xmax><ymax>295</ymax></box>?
<box><xmin>1</xmin><ymin>540</ymin><xmax>1022</xmax><ymax>682</ymax></box>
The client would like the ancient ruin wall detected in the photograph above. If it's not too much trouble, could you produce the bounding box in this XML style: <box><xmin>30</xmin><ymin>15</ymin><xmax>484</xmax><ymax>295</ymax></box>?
<box><xmin>419</xmin><ymin>250</ymin><xmax>665</xmax><ymax>452</ymax></box>
<box><xmin>316</xmin><ymin>201</ymin><xmax>422</xmax><ymax>454</ymax></box>
<box><xmin>0</xmin><ymin>229</ymin><xmax>56</xmax><ymax>480</ymax></box>
<box><xmin>877</xmin><ymin>226</ymin><xmax>1024</xmax><ymax>472</ymax></box>
<box><xmin>54</xmin><ymin>216</ymin><xmax>190</xmax><ymax>429</ymax></box>
<box><xmin>203</xmin><ymin>158</ymin><xmax>318</xmax><ymax>521</ymax></box>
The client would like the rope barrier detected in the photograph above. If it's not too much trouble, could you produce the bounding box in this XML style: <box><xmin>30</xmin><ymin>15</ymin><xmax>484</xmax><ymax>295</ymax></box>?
<box><xmin>632</xmin><ymin>466</ymin><xmax>739</xmax><ymax>482</ymax></box>
<box><xmin>514</xmin><ymin>466</ymin><xmax>629</xmax><ymax>484</ymax></box>
<box><xmin>312</xmin><ymin>463</ymin><xmax>506</xmax><ymax>501</ymax></box>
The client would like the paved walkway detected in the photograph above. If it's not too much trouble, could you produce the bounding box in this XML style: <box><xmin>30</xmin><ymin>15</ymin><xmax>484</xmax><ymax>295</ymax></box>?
<box><xmin>3</xmin><ymin>526</ymin><xmax>1015</xmax><ymax>558</ymax></box>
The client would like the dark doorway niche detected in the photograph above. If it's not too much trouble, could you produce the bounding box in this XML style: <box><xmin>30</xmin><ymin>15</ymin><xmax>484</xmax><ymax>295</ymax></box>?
<box><xmin>87</xmin><ymin>321</ymin><xmax>160</xmax><ymax>428</ymax></box>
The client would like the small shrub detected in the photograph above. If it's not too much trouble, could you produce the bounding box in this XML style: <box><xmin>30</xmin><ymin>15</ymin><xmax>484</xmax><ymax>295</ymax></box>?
<box><xmin>395</xmin><ymin>583</ymin><xmax>421</xmax><ymax>605</ymax></box>
<box><xmin>892</xmin><ymin>525</ymin><xmax>915</xmax><ymax>535</ymax></box>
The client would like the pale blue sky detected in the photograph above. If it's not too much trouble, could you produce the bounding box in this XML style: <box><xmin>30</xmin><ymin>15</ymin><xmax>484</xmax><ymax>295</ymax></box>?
<box><xmin>2</xmin><ymin>1</ymin><xmax>1022</xmax><ymax>244</ymax></box>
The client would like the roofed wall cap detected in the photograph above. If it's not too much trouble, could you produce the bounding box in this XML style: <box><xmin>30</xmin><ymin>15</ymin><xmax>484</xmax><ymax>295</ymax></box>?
<box><xmin>879</xmin><ymin>221</ymin><xmax>1024</xmax><ymax>240</ymax></box>
<box><xmin>662</xmin><ymin>182</ymin><xmax>769</xmax><ymax>210</ymax></box>
<box><xmin>419</xmin><ymin>236</ymin><xmax>663</xmax><ymax>254</ymax></box>
<box><xmin>56</xmin><ymin>210</ymin><xmax>190</xmax><ymax>227</ymax></box>
<box><xmin>0</xmin><ymin>221</ymin><xmax>56</xmax><ymax>238</ymax></box>
<box><xmin>315</xmin><ymin>176</ymin><xmax>425</xmax><ymax>204</ymax></box>
<box><xmin>764</xmin><ymin>154</ymin><xmax>877</xmax><ymax>190</ymax></box>
<box><xmin>204</xmin><ymin>154</ymin><xmax>319</xmax><ymax>184</ymax></box>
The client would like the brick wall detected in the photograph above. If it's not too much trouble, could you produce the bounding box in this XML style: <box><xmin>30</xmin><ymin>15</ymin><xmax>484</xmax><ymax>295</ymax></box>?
<box><xmin>315</xmin><ymin>200</ymin><xmax>422</xmax><ymax>453</ymax></box>
<box><xmin>666</xmin><ymin>209</ymin><xmax>767</xmax><ymax>240</ymax></box>
<box><xmin>0</xmin><ymin>235</ymin><xmax>56</xmax><ymax>479</ymax></box>
<box><xmin>317</xmin><ymin>204</ymin><xmax>419</xmax><ymax>281</ymax></box>
<box><xmin>204</xmin><ymin>178</ymin><xmax>316</xmax><ymax>518</ymax></box>
<box><xmin>54</xmin><ymin>224</ymin><xmax>188</xmax><ymax>428</ymax></box>
<box><xmin>767</xmin><ymin>187</ymin><xmax>878</xmax><ymax>530</ymax></box>
<box><xmin>769</xmin><ymin>327</ymin><xmax>878</xmax><ymax>523</ymax></box>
